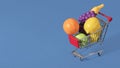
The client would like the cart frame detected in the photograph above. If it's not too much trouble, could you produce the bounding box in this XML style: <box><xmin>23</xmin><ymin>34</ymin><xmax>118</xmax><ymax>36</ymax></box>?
<box><xmin>68</xmin><ymin>12</ymin><xmax>112</xmax><ymax>60</ymax></box>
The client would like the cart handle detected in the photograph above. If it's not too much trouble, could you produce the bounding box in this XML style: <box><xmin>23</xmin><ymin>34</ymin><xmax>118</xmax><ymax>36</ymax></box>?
<box><xmin>99</xmin><ymin>12</ymin><xmax>112</xmax><ymax>23</ymax></box>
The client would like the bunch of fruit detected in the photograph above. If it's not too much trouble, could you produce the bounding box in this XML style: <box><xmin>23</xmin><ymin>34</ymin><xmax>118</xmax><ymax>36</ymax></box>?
<box><xmin>63</xmin><ymin>4</ymin><xmax>104</xmax><ymax>47</ymax></box>
<box><xmin>78</xmin><ymin>11</ymin><xmax>96</xmax><ymax>23</ymax></box>
<box><xmin>78</xmin><ymin>4</ymin><xmax>104</xmax><ymax>23</ymax></box>
<box><xmin>84</xmin><ymin>17</ymin><xmax>102</xmax><ymax>43</ymax></box>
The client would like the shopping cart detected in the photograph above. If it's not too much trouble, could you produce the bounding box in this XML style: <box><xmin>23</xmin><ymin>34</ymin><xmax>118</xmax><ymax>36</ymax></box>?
<box><xmin>68</xmin><ymin>12</ymin><xmax>112</xmax><ymax>61</ymax></box>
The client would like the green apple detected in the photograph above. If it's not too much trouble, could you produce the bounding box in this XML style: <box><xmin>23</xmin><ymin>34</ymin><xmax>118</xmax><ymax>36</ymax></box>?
<box><xmin>75</xmin><ymin>33</ymin><xmax>88</xmax><ymax>47</ymax></box>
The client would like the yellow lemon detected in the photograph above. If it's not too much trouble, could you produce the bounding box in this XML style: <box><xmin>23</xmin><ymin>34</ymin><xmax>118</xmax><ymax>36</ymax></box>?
<box><xmin>84</xmin><ymin>17</ymin><xmax>101</xmax><ymax>34</ymax></box>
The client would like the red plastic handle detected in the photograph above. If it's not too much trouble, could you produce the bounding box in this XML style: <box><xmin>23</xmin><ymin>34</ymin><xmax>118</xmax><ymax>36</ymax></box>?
<box><xmin>99</xmin><ymin>12</ymin><xmax>112</xmax><ymax>23</ymax></box>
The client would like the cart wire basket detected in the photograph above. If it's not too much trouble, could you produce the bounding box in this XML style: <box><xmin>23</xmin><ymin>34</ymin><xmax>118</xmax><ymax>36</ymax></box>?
<box><xmin>68</xmin><ymin>12</ymin><xmax>112</xmax><ymax>61</ymax></box>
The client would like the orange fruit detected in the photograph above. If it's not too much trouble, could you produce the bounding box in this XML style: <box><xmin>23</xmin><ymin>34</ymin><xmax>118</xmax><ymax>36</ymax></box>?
<box><xmin>63</xmin><ymin>18</ymin><xmax>80</xmax><ymax>35</ymax></box>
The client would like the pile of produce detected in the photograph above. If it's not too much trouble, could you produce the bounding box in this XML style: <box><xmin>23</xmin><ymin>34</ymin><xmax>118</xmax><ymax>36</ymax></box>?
<box><xmin>63</xmin><ymin>4</ymin><xmax>104</xmax><ymax>47</ymax></box>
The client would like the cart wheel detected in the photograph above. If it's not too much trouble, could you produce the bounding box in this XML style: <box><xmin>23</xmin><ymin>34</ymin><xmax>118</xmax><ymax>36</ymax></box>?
<box><xmin>98</xmin><ymin>52</ymin><xmax>102</xmax><ymax>56</ymax></box>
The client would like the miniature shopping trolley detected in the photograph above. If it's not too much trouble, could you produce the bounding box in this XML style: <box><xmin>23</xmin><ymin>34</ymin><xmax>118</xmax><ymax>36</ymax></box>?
<box><xmin>68</xmin><ymin>12</ymin><xmax>112</xmax><ymax>60</ymax></box>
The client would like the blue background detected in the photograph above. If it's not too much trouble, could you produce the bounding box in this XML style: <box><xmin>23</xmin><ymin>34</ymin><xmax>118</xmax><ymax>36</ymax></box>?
<box><xmin>0</xmin><ymin>0</ymin><xmax>119</xmax><ymax>68</ymax></box>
